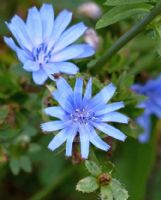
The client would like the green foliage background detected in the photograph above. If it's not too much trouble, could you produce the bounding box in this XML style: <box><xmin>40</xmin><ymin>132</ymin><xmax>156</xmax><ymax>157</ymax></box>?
<box><xmin>0</xmin><ymin>0</ymin><xmax>161</xmax><ymax>200</ymax></box>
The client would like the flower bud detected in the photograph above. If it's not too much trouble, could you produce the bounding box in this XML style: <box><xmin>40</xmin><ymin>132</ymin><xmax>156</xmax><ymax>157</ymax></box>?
<box><xmin>84</xmin><ymin>28</ymin><xmax>100</xmax><ymax>50</ymax></box>
<box><xmin>78</xmin><ymin>2</ymin><xmax>102</xmax><ymax>20</ymax></box>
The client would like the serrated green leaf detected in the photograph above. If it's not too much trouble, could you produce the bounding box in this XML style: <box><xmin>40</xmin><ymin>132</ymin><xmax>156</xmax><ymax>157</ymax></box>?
<box><xmin>9</xmin><ymin>158</ymin><xmax>20</xmax><ymax>175</ymax></box>
<box><xmin>20</xmin><ymin>156</ymin><xmax>32</xmax><ymax>173</ymax></box>
<box><xmin>76</xmin><ymin>176</ymin><xmax>99</xmax><ymax>193</ymax></box>
<box><xmin>105</xmin><ymin>0</ymin><xmax>157</xmax><ymax>6</ymax></box>
<box><xmin>110</xmin><ymin>179</ymin><xmax>129</xmax><ymax>200</ymax></box>
<box><xmin>100</xmin><ymin>185</ymin><xmax>113</xmax><ymax>200</ymax></box>
<box><xmin>96</xmin><ymin>4</ymin><xmax>152</xmax><ymax>29</ymax></box>
<box><xmin>85</xmin><ymin>160</ymin><xmax>102</xmax><ymax>177</ymax></box>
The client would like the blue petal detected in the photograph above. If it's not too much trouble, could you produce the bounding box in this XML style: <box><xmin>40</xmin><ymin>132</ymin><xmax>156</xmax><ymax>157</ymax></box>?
<box><xmin>44</xmin><ymin>106</ymin><xmax>66</xmax><ymax>120</ymax></box>
<box><xmin>56</xmin><ymin>77</ymin><xmax>73</xmax><ymax>99</ymax></box>
<box><xmin>26</xmin><ymin>6</ymin><xmax>42</xmax><ymax>45</ymax></box>
<box><xmin>79</xmin><ymin>124</ymin><xmax>90</xmax><ymax>159</ymax></box>
<box><xmin>50</xmin><ymin>44</ymin><xmax>85</xmax><ymax>62</ymax></box>
<box><xmin>74</xmin><ymin>78</ymin><xmax>83</xmax><ymax>108</ymax></box>
<box><xmin>23</xmin><ymin>60</ymin><xmax>40</xmax><ymax>72</ymax></box>
<box><xmin>48</xmin><ymin>128</ymin><xmax>68</xmax><ymax>151</ymax></box>
<box><xmin>83</xmin><ymin>78</ymin><xmax>92</xmax><ymax>101</ymax></box>
<box><xmin>88</xmin><ymin>125</ymin><xmax>110</xmax><ymax>151</ymax></box>
<box><xmin>53</xmin><ymin>62</ymin><xmax>79</xmax><ymax>75</ymax></box>
<box><xmin>90</xmin><ymin>83</ymin><xmax>116</xmax><ymax>109</ymax></box>
<box><xmin>92</xmin><ymin>122</ymin><xmax>127</xmax><ymax>141</ymax></box>
<box><xmin>65</xmin><ymin>126</ymin><xmax>78</xmax><ymax>157</ymax></box>
<box><xmin>6</xmin><ymin>15</ymin><xmax>32</xmax><ymax>51</ymax></box>
<box><xmin>4</xmin><ymin>37</ymin><xmax>32</xmax><ymax>63</ymax></box>
<box><xmin>137</xmin><ymin>112</ymin><xmax>151</xmax><ymax>143</ymax></box>
<box><xmin>43</xmin><ymin>63</ymin><xmax>59</xmax><ymax>80</ymax></box>
<box><xmin>41</xmin><ymin>120</ymin><xmax>66</xmax><ymax>132</ymax></box>
<box><xmin>95</xmin><ymin>102</ymin><xmax>124</xmax><ymax>116</ymax></box>
<box><xmin>100</xmin><ymin>112</ymin><xmax>129</xmax><ymax>123</ymax></box>
<box><xmin>4</xmin><ymin>36</ymin><xmax>18</xmax><ymax>51</ymax></box>
<box><xmin>47</xmin><ymin>9</ymin><xmax>72</xmax><ymax>52</ymax></box>
<box><xmin>143</xmin><ymin>77</ymin><xmax>161</xmax><ymax>91</ymax></box>
<box><xmin>32</xmin><ymin>68</ymin><xmax>48</xmax><ymax>85</ymax></box>
<box><xmin>53</xmin><ymin>22</ymin><xmax>87</xmax><ymax>53</ymax></box>
<box><xmin>52</xmin><ymin>90</ymin><xmax>73</xmax><ymax>112</ymax></box>
<box><xmin>148</xmin><ymin>101</ymin><xmax>161</xmax><ymax>118</ymax></box>
<box><xmin>40</xmin><ymin>4</ymin><xmax>54</xmax><ymax>41</ymax></box>
<box><xmin>75</xmin><ymin>44</ymin><xmax>95</xmax><ymax>59</ymax></box>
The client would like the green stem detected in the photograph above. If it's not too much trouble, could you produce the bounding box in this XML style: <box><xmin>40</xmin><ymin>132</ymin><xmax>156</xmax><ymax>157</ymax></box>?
<box><xmin>29</xmin><ymin>168</ymin><xmax>73</xmax><ymax>200</ymax></box>
<box><xmin>88</xmin><ymin>1</ymin><xmax>161</xmax><ymax>72</ymax></box>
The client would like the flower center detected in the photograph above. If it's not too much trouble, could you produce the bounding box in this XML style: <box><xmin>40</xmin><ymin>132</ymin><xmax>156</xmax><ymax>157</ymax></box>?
<box><xmin>70</xmin><ymin>108</ymin><xmax>96</xmax><ymax>124</ymax></box>
<box><xmin>33</xmin><ymin>43</ymin><xmax>51</xmax><ymax>65</ymax></box>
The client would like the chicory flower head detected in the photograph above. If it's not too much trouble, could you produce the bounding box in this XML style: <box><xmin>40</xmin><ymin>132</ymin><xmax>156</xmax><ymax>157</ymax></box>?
<box><xmin>41</xmin><ymin>78</ymin><xmax>128</xmax><ymax>159</ymax></box>
<box><xmin>4</xmin><ymin>4</ymin><xmax>95</xmax><ymax>85</ymax></box>
<box><xmin>132</xmin><ymin>75</ymin><xmax>161</xmax><ymax>142</ymax></box>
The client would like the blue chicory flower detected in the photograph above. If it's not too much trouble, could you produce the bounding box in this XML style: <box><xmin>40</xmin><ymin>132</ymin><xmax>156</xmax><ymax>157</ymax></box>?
<box><xmin>4</xmin><ymin>4</ymin><xmax>95</xmax><ymax>85</ymax></box>
<box><xmin>41</xmin><ymin>78</ymin><xmax>128</xmax><ymax>159</ymax></box>
<box><xmin>132</xmin><ymin>75</ymin><xmax>161</xmax><ymax>143</ymax></box>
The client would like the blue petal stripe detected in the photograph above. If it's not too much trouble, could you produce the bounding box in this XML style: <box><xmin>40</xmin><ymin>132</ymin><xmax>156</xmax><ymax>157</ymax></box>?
<box><xmin>83</xmin><ymin>78</ymin><xmax>92</xmax><ymax>101</ymax></box>
<box><xmin>32</xmin><ymin>68</ymin><xmax>48</xmax><ymax>85</ymax></box>
<box><xmin>54</xmin><ymin>62</ymin><xmax>79</xmax><ymax>75</ymax></box>
<box><xmin>4</xmin><ymin>36</ymin><xmax>18</xmax><ymax>51</ymax></box>
<box><xmin>65</xmin><ymin>126</ymin><xmax>78</xmax><ymax>157</ymax></box>
<box><xmin>75</xmin><ymin>44</ymin><xmax>95</xmax><ymax>59</ymax></box>
<box><xmin>92</xmin><ymin>122</ymin><xmax>127</xmax><ymax>141</ymax></box>
<box><xmin>50</xmin><ymin>44</ymin><xmax>85</xmax><ymax>62</ymax></box>
<box><xmin>23</xmin><ymin>60</ymin><xmax>40</xmax><ymax>72</ymax></box>
<box><xmin>4</xmin><ymin>37</ymin><xmax>32</xmax><ymax>63</ymax></box>
<box><xmin>43</xmin><ymin>63</ymin><xmax>59</xmax><ymax>80</ymax></box>
<box><xmin>79</xmin><ymin>125</ymin><xmax>90</xmax><ymax>159</ymax></box>
<box><xmin>41</xmin><ymin>120</ymin><xmax>66</xmax><ymax>132</ymax></box>
<box><xmin>74</xmin><ymin>78</ymin><xmax>83</xmax><ymax>108</ymax></box>
<box><xmin>137</xmin><ymin>112</ymin><xmax>151</xmax><ymax>143</ymax></box>
<box><xmin>100</xmin><ymin>112</ymin><xmax>129</xmax><ymax>124</ymax></box>
<box><xmin>6</xmin><ymin>16</ymin><xmax>33</xmax><ymax>51</ymax></box>
<box><xmin>53</xmin><ymin>22</ymin><xmax>87</xmax><ymax>53</ymax></box>
<box><xmin>52</xmin><ymin>90</ymin><xmax>73</xmax><ymax>112</ymax></box>
<box><xmin>95</xmin><ymin>102</ymin><xmax>124</xmax><ymax>116</ymax></box>
<box><xmin>40</xmin><ymin>4</ymin><xmax>54</xmax><ymax>40</ymax></box>
<box><xmin>88</xmin><ymin>125</ymin><xmax>110</xmax><ymax>151</ymax></box>
<box><xmin>44</xmin><ymin>106</ymin><xmax>66</xmax><ymax>120</ymax></box>
<box><xmin>26</xmin><ymin>6</ymin><xmax>42</xmax><ymax>45</ymax></box>
<box><xmin>48</xmin><ymin>128</ymin><xmax>68</xmax><ymax>151</ymax></box>
<box><xmin>56</xmin><ymin>77</ymin><xmax>73</xmax><ymax>99</ymax></box>
<box><xmin>92</xmin><ymin>83</ymin><xmax>116</xmax><ymax>104</ymax></box>
<box><xmin>47</xmin><ymin>9</ymin><xmax>72</xmax><ymax>52</ymax></box>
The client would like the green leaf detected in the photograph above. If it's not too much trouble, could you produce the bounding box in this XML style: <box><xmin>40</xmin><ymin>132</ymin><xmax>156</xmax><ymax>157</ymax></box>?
<box><xmin>0</xmin><ymin>105</ymin><xmax>9</xmax><ymax>122</ymax></box>
<box><xmin>105</xmin><ymin>0</ymin><xmax>157</xmax><ymax>6</ymax></box>
<box><xmin>149</xmin><ymin>163</ymin><xmax>161</xmax><ymax>200</ymax></box>
<box><xmin>110</xmin><ymin>179</ymin><xmax>129</xmax><ymax>200</ymax></box>
<box><xmin>115</xmin><ymin>119</ymin><xmax>157</xmax><ymax>200</ymax></box>
<box><xmin>9</xmin><ymin>158</ymin><xmax>20</xmax><ymax>175</ymax></box>
<box><xmin>28</xmin><ymin>143</ymin><xmax>41</xmax><ymax>153</ymax></box>
<box><xmin>96</xmin><ymin>4</ymin><xmax>152</xmax><ymax>29</ymax></box>
<box><xmin>100</xmin><ymin>185</ymin><xmax>113</xmax><ymax>200</ymax></box>
<box><xmin>76</xmin><ymin>176</ymin><xmax>99</xmax><ymax>193</ymax></box>
<box><xmin>20</xmin><ymin>156</ymin><xmax>32</xmax><ymax>173</ymax></box>
<box><xmin>85</xmin><ymin>160</ymin><xmax>102</xmax><ymax>177</ymax></box>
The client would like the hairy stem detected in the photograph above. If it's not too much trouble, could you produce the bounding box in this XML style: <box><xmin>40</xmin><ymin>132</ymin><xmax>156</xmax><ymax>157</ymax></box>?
<box><xmin>88</xmin><ymin>1</ymin><xmax>161</xmax><ymax>72</ymax></box>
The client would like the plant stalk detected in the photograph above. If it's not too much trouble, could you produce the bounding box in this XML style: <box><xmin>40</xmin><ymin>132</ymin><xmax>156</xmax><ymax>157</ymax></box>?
<box><xmin>88</xmin><ymin>1</ymin><xmax>161</xmax><ymax>72</ymax></box>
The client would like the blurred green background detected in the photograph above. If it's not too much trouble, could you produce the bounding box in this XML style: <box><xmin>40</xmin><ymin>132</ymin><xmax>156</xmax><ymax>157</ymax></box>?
<box><xmin>0</xmin><ymin>0</ymin><xmax>161</xmax><ymax>200</ymax></box>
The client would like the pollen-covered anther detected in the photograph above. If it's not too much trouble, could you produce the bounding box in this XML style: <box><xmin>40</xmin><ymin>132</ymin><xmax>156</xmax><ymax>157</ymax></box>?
<box><xmin>70</xmin><ymin>108</ymin><xmax>95</xmax><ymax>124</ymax></box>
